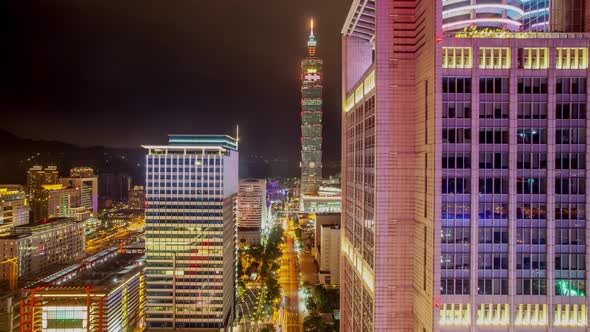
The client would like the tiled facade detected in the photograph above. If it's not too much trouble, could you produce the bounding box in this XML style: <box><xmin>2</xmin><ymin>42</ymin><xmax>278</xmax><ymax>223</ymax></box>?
<box><xmin>341</xmin><ymin>0</ymin><xmax>439</xmax><ymax>330</ymax></box>
<box><xmin>438</xmin><ymin>37</ymin><xmax>590</xmax><ymax>331</ymax></box>
<box><xmin>341</xmin><ymin>0</ymin><xmax>590</xmax><ymax>331</ymax></box>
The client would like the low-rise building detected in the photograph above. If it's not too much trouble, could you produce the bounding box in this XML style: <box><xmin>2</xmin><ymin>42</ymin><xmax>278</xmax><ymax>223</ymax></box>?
<box><xmin>238</xmin><ymin>179</ymin><xmax>267</xmax><ymax>245</ymax></box>
<box><xmin>82</xmin><ymin>217</ymin><xmax>102</xmax><ymax>235</ymax></box>
<box><xmin>313</xmin><ymin>213</ymin><xmax>341</xmax><ymax>286</ymax></box>
<box><xmin>0</xmin><ymin>217</ymin><xmax>85</xmax><ymax>281</ymax></box>
<box><xmin>0</xmin><ymin>291</ymin><xmax>22</xmax><ymax>332</ymax></box>
<box><xmin>300</xmin><ymin>192</ymin><xmax>341</xmax><ymax>213</ymax></box>
<box><xmin>20</xmin><ymin>248</ymin><xmax>145</xmax><ymax>332</ymax></box>
<box><xmin>318</xmin><ymin>224</ymin><xmax>340</xmax><ymax>286</ymax></box>
<box><xmin>46</xmin><ymin>185</ymin><xmax>80</xmax><ymax>219</ymax></box>
<box><xmin>61</xmin><ymin>168</ymin><xmax>98</xmax><ymax>217</ymax></box>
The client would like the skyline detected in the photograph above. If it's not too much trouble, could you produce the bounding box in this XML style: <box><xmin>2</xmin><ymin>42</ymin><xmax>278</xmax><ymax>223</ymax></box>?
<box><xmin>0</xmin><ymin>1</ymin><xmax>350</xmax><ymax>163</ymax></box>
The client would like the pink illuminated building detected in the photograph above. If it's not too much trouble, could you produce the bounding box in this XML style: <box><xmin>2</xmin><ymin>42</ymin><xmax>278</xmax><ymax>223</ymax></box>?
<box><xmin>341</xmin><ymin>0</ymin><xmax>590</xmax><ymax>331</ymax></box>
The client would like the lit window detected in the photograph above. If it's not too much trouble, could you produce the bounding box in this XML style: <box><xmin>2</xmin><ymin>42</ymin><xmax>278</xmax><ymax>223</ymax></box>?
<box><xmin>479</xmin><ymin>47</ymin><xmax>510</xmax><ymax>69</ymax></box>
<box><xmin>514</xmin><ymin>304</ymin><xmax>548</xmax><ymax>326</ymax></box>
<box><xmin>519</xmin><ymin>48</ymin><xmax>549</xmax><ymax>69</ymax></box>
<box><xmin>477</xmin><ymin>303</ymin><xmax>510</xmax><ymax>326</ymax></box>
<box><xmin>554</xmin><ymin>304</ymin><xmax>587</xmax><ymax>327</ymax></box>
<box><xmin>556</xmin><ymin>48</ymin><xmax>588</xmax><ymax>69</ymax></box>
<box><xmin>439</xmin><ymin>303</ymin><xmax>471</xmax><ymax>326</ymax></box>
<box><xmin>442</xmin><ymin>47</ymin><xmax>473</xmax><ymax>69</ymax></box>
<box><xmin>354</xmin><ymin>84</ymin><xmax>364</xmax><ymax>103</ymax></box>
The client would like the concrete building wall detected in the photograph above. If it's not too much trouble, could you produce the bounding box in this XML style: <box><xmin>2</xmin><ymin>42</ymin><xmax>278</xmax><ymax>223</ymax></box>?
<box><xmin>319</xmin><ymin>225</ymin><xmax>341</xmax><ymax>285</ymax></box>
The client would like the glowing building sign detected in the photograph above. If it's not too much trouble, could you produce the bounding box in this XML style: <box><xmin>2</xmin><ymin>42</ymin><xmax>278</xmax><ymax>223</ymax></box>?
<box><xmin>305</xmin><ymin>73</ymin><xmax>321</xmax><ymax>81</ymax></box>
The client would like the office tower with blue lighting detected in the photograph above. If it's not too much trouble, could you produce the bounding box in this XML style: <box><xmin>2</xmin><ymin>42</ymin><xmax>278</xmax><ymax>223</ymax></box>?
<box><xmin>143</xmin><ymin>135</ymin><xmax>238</xmax><ymax>330</ymax></box>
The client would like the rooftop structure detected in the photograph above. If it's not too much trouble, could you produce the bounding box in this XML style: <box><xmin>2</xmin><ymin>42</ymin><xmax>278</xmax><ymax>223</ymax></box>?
<box><xmin>166</xmin><ymin>134</ymin><xmax>238</xmax><ymax>150</ymax></box>
<box><xmin>20</xmin><ymin>248</ymin><xmax>145</xmax><ymax>332</ymax></box>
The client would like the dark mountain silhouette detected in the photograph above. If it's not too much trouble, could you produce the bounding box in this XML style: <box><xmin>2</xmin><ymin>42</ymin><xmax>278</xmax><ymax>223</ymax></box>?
<box><xmin>0</xmin><ymin>129</ymin><xmax>144</xmax><ymax>184</ymax></box>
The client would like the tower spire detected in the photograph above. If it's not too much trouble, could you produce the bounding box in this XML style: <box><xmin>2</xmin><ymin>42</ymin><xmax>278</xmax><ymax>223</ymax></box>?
<box><xmin>307</xmin><ymin>18</ymin><xmax>317</xmax><ymax>57</ymax></box>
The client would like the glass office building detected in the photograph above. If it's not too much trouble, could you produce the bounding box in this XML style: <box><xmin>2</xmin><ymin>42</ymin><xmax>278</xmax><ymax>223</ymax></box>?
<box><xmin>143</xmin><ymin>135</ymin><xmax>238</xmax><ymax>330</ymax></box>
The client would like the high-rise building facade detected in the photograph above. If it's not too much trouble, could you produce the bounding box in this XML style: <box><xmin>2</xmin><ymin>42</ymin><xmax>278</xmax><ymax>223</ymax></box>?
<box><xmin>27</xmin><ymin>166</ymin><xmax>58</xmax><ymax>222</ymax></box>
<box><xmin>342</xmin><ymin>0</ymin><xmax>590</xmax><ymax>331</ymax></box>
<box><xmin>237</xmin><ymin>178</ymin><xmax>267</xmax><ymax>229</ymax></box>
<box><xmin>61</xmin><ymin>167</ymin><xmax>98</xmax><ymax>217</ymax></box>
<box><xmin>46</xmin><ymin>185</ymin><xmax>81</xmax><ymax>219</ymax></box>
<box><xmin>143</xmin><ymin>135</ymin><xmax>238</xmax><ymax>330</ymax></box>
<box><xmin>300</xmin><ymin>20</ymin><xmax>324</xmax><ymax>196</ymax></box>
<box><xmin>128</xmin><ymin>185</ymin><xmax>146</xmax><ymax>210</ymax></box>
<box><xmin>98</xmin><ymin>172</ymin><xmax>132</xmax><ymax>204</ymax></box>
<box><xmin>0</xmin><ymin>186</ymin><xmax>29</xmax><ymax>235</ymax></box>
<box><xmin>237</xmin><ymin>178</ymin><xmax>267</xmax><ymax>245</ymax></box>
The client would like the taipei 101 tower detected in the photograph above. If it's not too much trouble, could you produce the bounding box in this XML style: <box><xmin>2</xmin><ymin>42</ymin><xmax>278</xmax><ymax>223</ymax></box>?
<box><xmin>300</xmin><ymin>19</ymin><xmax>323</xmax><ymax>196</ymax></box>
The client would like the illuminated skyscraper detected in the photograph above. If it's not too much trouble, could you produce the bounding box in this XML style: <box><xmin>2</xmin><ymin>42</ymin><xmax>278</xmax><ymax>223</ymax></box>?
<box><xmin>143</xmin><ymin>135</ymin><xmax>238</xmax><ymax>330</ymax></box>
<box><xmin>300</xmin><ymin>19</ymin><xmax>323</xmax><ymax>196</ymax></box>
<box><xmin>341</xmin><ymin>0</ymin><xmax>590</xmax><ymax>331</ymax></box>
<box><xmin>61</xmin><ymin>167</ymin><xmax>98</xmax><ymax>217</ymax></box>
<box><xmin>27</xmin><ymin>165</ymin><xmax>58</xmax><ymax>221</ymax></box>
<box><xmin>237</xmin><ymin>178</ymin><xmax>267</xmax><ymax>245</ymax></box>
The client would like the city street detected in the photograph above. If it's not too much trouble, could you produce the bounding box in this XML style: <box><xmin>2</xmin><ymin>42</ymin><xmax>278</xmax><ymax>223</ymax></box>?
<box><xmin>86</xmin><ymin>217</ymin><xmax>144</xmax><ymax>254</ymax></box>
<box><xmin>278</xmin><ymin>217</ymin><xmax>302</xmax><ymax>332</ymax></box>
<box><xmin>299</xmin><ymin>250</ymin><xmax>319</xmax><ymax>286</ymax></box>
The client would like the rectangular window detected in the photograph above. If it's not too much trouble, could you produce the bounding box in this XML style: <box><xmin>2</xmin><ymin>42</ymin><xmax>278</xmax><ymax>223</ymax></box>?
<box><xmin>479</xmin><ymin>47</ymin><xmax>511</xmax><ymax>69</ymax></box>
<box><xmin>556</xmin><ymin>77</ymin><xmax>587</xmax><ymax>94</ymax></box>
<box><xmin>479</xmin><ymin>102</ymin><xmax>509</xmax><ymax>119</ymax></box>
<box><xmin>443</xmin><ymin>128</ymin><xmax>471</xmax><ymax>143</ymax></box>
<box><xmin>442</xmin><ymin>152</ymin><xmax>471</xmax><ymax>169</ymax></box>
<box><xmin>479</xmin><ymin>152</ymin><xmax>508</xmax><ymax>169</ymax></box>
<box><xmin>479</xmin><ymin>77</ymin><xmax>509</xmax><ymax>94</ymax></box>
<box><xmin>556</xmin><ymin>48</ymin><xmax>588</xmax><ymax>69</ymax></box>
<box><xmin>442</xmin><ymin>47</ymin><xmax>473</xmax><ymax>69</ymax></box>
<box><xmin>517</xmin><ymin>128</ymin><xmax>547</xmax><ymax>144</ymax></box>
<box><xmin>517</xmin><ymin>152</ymin><xmax>547</xmax><ymax>169</ymax></box>
<box><xmin>479</xmin><ymin>178</ymin><xmax>509</xmax><ymax>194</ymax></box>
<box><xmin>517</xmin><ymin>102</ymin><xmax>547</xmax><ymax>119</ymax></box>
<box><xmin>518</xmin><ymin>48</ymin><xmax>549</xmax><ymax>69</ymax></box>
<box><xmin>479</xmin><ymin>128</ymin><xmax>509</xmax><ymax>144</ymax></box>
<box><xmin>556</xmin><ymin>128</ymin><xmax>586</xmax><ymax>144</ymax></box>
<box><xmin>555</xmin><ymin>178</ymin><xmax>586</xmax><ymax>195</ymax></box>
<box><xmin>443</xmin><ymin>102</ymin><xmax>471</xmax><ymax>118</ymax></box>
<box><xmin>442</xmin><ymin>77</ymin><xmax>472</xmax><ymax>93</ymax></box>
<box><xmin>442</xmin><ymin>177</ymin><xmax>471</xmax><ymax>194</ymax></box>
<box><xmin>556</xmin><ymin>103</ymin><xmax>586</xmax><ymax>119</ymax></box>
<box><xmin>516</xmin><ymin>178</ymin><xmax>547</xmax><ymax>194</ymax></box>
<box><xmin>517</xmin><ymin>77</ymin><xmax>548</xmax><ymax>94</ymax></box>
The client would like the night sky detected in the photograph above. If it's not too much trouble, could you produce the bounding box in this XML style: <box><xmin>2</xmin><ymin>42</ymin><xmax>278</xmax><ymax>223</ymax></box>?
<box><xmin>0</xmin><ymin>1</ymin><xmax>351</xmax><ymax>164</ymax></box>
